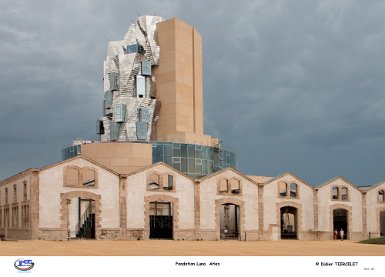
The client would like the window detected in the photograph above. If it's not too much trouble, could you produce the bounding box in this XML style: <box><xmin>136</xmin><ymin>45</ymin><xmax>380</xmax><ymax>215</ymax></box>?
<box><xmin>21</xmin><ymin>204</ymin><xmax>29</xmax><ymax>228</ymax></box>
<box><xmin>139</xmin><ymin>108</ymin><xmax>150</xmax><ymax>122</ymax></box>
<box><xmin>341</xmin><ymin>187</ymin><xmax>348</xmax><ymax>200</ymax></box>
<box><xmin>109</xmin><ymin>72</ymin><xmax>119</xmax><ymax>91</ymax></box>
<box><xmin>230</xmin><ymin>179</ymin><xmax>241</xmax><ymax>194</ymax></box>
<box><xmin>332</xmin><ymin>186</ymin><xmax>339</xmax><ymax>200</ymax></box>
<box><xmin>12</xmin><ymin>206</ymin><xmax>18</xmax><ymax>228</ymax></box>
<box><xmin>279</xmin><ymin>182</ymin><xmax>288</xmax><ymax>197</ymax></box>
<box><xmin>219</xmin><ymin>178</ymin><xmax>228</xmax><ymax>193</ymax></box>
<box><xmin>5</xmin><ymin>188</ymin><xmax>8</xmax><ymax>204</ymax></box>
<box><xmin>64</xmin><ymin>167</ymin><xmax>97</xmax><ymax>188</ymax></box>
<box><xmin>4</xmin><ymin>207</ymin><xmax>9</xmax><ymax>229</ymax></box>
<box><xmin>96</xmin><ymin>119</ymin><xmax>105</xmax><ymax>135</ymax></box>
<box><xmin>127</xmin><ymin>44</ymin><xmax>144</xmax><ymax>54</ymax></box>
<box><xmin>148</xmin><ymin>173</ymin><xmax>160</xmax><ymax>190</ymax></box>
<box><xmin>13</xmin><ymin>184</ymin><xmax>17</xmax><ymax>203</ymax></box>
<box><xmin>115</xmin><ymin>104</ymin><xmax>126</xmax><ymax>122</ymax></box>
<box><xmin>141</xmin><ymin>60</ymin><xmax>151</xmax><ymax>76</ymax></box>
<box><xmin>290</xmin><ymin>183</ymin><xmax>297</xmax><ymax>198</ymax></box>
<box><xmin>0</xmin><ymin>207</ymin><xmax>2</xmax><ymax>228</ymax></box>
<box><xmin>82</xmin><ymin>168</ymin><xmax>96</xmax><ymax>187</ymax></box>
<box><xmin>136</xmin><ymin>121</ymin><xmax>148</xmax><ymax>140</ymax></box>
<box><xmin>23</xmin><ymin>181</ymin><xmax>27</xmax><ymax>201</ymax></box>
<box><xmin>109</xmin><ymin>122</ymin><xmax>121</xmax><ymax>141</ymax></box>
<box><xmin>136</xmin><ymin>75</ymin><xmax>146</xmax><ymax>98</ymax></box>
<box><xmin>163</xmin><ymin>175</ymin><xmax>173</xmax><ymax>191</ymax></box>
<box><xmin>64</xmin><ymin>167</ymin><xmax>80</xmax><ymax>187</ymax></box>
<box><xmin>378</xmin><ymin>190</ymin><xmax>384</xmax><ymax>203</ymax></box>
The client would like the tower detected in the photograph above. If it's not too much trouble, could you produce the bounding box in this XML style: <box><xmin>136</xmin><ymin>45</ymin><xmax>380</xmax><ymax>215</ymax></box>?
<box><xmin>64</xmin><ymin>16</ymin><xmax>236</xmax><ymax>178</ymax></box>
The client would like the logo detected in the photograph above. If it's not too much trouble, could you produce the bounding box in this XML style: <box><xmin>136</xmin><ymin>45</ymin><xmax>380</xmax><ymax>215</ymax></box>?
<box><xmin>14</xmin><ymin>258</ymin><xmax>34</xmax><ymax>271</ymax></box>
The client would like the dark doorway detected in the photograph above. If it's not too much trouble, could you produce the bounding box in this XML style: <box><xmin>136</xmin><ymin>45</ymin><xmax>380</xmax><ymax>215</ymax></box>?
<box><xmin>280</xmin><ymin>206</ymin><xmax>298</xmax><ymax>239</ymax></box>
<box><xmin>149</xmin><ymin>202</ymin><xmax>173</xmax><ymax>239</ymax></box>
<box><xmin>333</xmin><ymin>209</ymin><xmax>348</xmax><ymax>240</ymax></box>
<box><xmin>76</xmin><ymin>199</ymin><xmax>95</xmax><ymax>239</ymax></box>
<box><xmin>380</xmin><ymin>211</ymin><xmax>385</xmax><ymax>237</ymax></box>
<box><xmin>220</xmin><ymin>204</ymin><xmax>240</xmax><ymax>240</ymax></box>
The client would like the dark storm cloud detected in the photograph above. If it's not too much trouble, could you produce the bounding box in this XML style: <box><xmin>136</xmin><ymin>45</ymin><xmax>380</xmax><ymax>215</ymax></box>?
<box><xmin>1</xmin><ymin>0</ymin><xmax>385</xmax><ymax>186</ymax></box>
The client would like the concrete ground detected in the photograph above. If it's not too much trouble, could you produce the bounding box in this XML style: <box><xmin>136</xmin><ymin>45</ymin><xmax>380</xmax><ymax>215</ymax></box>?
<box><xmin>0</xmin><ymin>240</ymin><xmax>384</xmax><ymax>256</ymax></box>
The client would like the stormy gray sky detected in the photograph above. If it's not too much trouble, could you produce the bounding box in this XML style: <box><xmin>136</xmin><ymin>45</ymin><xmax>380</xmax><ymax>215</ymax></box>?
<box><xmin>1</xmin><ymin>0</ymin><xmax>385</xmax><ymax>186</ymax></box>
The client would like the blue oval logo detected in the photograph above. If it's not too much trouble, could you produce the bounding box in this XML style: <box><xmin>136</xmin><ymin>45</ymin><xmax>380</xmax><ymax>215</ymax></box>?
<box><xmin>14</xmin><ymin>258</ymin><xmax>34</xmax><ymax>271</ymax></box>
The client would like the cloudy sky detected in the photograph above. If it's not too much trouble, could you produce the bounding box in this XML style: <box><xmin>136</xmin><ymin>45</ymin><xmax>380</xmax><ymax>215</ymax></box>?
<box><xmin>1</xmin><ymin>0</ymin><xmax>385</xmax><ymax>186</ymax></box>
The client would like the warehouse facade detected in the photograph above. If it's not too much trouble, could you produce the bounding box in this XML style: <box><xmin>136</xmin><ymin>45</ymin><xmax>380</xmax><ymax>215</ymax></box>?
<box><xmin>1</xmin><ymin>16</ymin><xmax>385</xmax><ymax>241</ymax></box>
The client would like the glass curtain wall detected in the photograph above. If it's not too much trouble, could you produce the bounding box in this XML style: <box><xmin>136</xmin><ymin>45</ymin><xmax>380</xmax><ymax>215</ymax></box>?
<box><xmin>152</xmin><ymin>142</ymin><xmax>237</xmax><ymax>178</ymax></box>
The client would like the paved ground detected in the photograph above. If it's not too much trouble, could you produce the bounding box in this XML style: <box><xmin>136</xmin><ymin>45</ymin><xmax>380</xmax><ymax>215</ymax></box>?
<box><xmin>0</xmin><ymin>240</ymin><xmax>384</xmax><ymax>256</ymax></box>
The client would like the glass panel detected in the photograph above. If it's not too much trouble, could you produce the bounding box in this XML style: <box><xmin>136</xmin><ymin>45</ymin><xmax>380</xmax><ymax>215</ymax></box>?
<box><xmin>104</xmin><ymin>90</ymin><xmax>113</xmax><ymax>108</ymax></box>
<box><xmin>141</xmin><ymin>60</ymin><xmax>152</xmax><ymax>76</ymax></box>
<box><xmin>149</xmin><ymin>202</ymin><xmax>172</xmax><ymax>216</ymax></box>
<box><xmin>127</xmin><ymin>44</ymin><xmax>139</xmax><ymax>54</ymax></box>
<box><xmin>96</xmin><ymin>119</ymin><xmax>104</xmax><ymax>134</ymax></box>
<box><xmin>136</xmin><ymin>121</ymin><xmax>148</xmax><ymax>140</ymax></box>
<box><xmin>196</xmin><ymin>164</ymin><xmax>202</xmax><ymax>176</ymax></box>
<box><xmin>173</xmin><ymin>147</ymin><xmax>181</xmax><ymax>157</ymax></box>
<box><xmin>139</xmin><ymin>108</ymin><xmax>150</xmax><ymax>122</ymax></box>
<box><xmin>181</xmin><ymin>144</ymin><xmax>187</xmax><ymax>157</ymax></box>
<box><xmin>136</xmin><ymin>75</ymin><xmax>146</xmax><ymax>98</ymax></box>
<box><xmin>181</xmin><ymin>158</ymin><xmax>187</xmax><ymax>172</ymax></box>
<box><xmin>164</xmin><ymin>144</ymin><xmax>172</xmax><ymax>158</ymax></box>
<box><xmin>152</xmin><ymin>144</ymin><xmax>163</xmax><ymax>163</ymax></box>
<box><xmin>188</xmin><ymin>158</ymin><xmax>195</xmax><ymax>173</ymax></box>
<box><xmin>115</xmin><ymin>104</ymin><xmax>126</xmax><ymax>122</ymax></box>
<box><xmin>187</xmin><ymin>145</ymin><xmax>195</xmax><ymax>158</ymax></box>
<box><xmin>172</xmin><ymin>162</ymin><xmax>181</xmax><ymax>171</ymax></box>
<box><xmin>110</xmin><ymin>122</ymin><xmax>121</xmax><ymax>141</ymax></box>
<box><xmin>109</xmin><ymin>73</ymin><xmax>119</xmax><ymax>91</ymax></box>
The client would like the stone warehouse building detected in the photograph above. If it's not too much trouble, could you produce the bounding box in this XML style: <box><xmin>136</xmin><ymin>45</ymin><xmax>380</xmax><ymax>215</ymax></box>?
<box><xmin>1</xmin><ymin>16</ymin><xmax>384</xmax><ymax>241</ymax></box>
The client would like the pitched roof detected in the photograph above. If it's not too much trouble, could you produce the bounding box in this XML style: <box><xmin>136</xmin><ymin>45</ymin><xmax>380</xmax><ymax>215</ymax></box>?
<box><xmin>39</xmin><ymin>155</ymin><xmax>120</xmax><ymax>176</ymax></box>
<box><xmin>316</xmin><ymin>176</ymin><xmax>363</xmax><ymax>192</ymax></box>
<box><xmin>247</xmin><ymin>175</ymin><xmax>274</xmax><ymax>184</ymax></box>
<box><xmin>264</xmin><ymin>172</ymin><xmax>315</xmax><ymax>190</ymax></box>
<box><xmin>0</xmin><ymin>168</ymin><xmax>39</xmax><ymax>186</ymax></box>
<box><xmin>124</xmin><ymin>162</ymin><xmax>194</xmax><ymax>180</ymax></box>
<box><xmin>197</xmin><ymin>167</ymin><xmax>260</xmax><ymax>185</ymax></box>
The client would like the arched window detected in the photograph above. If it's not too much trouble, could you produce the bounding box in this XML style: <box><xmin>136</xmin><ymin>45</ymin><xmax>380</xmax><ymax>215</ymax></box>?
<box><xmin>64</xmin><ymin>166</ymin><xmax>80</xmax><ymax>187</ymax></box>
<box><xmin>82</xmin><ymin>168</ymin><xmax>96</xmax><ymax>187</ymax></box>
<box><xmin>378</xmin><ymin>190</ymin><xmax>384</xmax><ymax>203</ymax></box>
<box><xmin>332</xmin><ymin>186</ymin><xmax>339</xmax><ymax>200</ymax></box>
<box><xmin>341</xmin><ymin>187</ymin><xmax>348</xmax><ymax>200</ymax></box>
<box><xmin>219</xmin><ymin>178</ymin><xmax>229</xmax><ymax>194</ymax></box>
<box><xmin>290</xmin><ymin>183</ymin><xmax>297</xmax><ymax>198</ymax></box>
<box><xmin>230</xmin><ymin>179</ymin><xmax>241</xmax><ymax>194</ymax></box>
<box><xmin>279</xmin><ymin>182</ymin><xmax>288</xmax><ymax>197</ymax></box>
<box><xmin>163</xmin><ymin>174</ymin><xmax>174</xmax><ymax>190</ymax></box>
<box><xmin>148</xmin><ymin>173</ymin><xmax>160</xmax><ymax>190</ymax></box>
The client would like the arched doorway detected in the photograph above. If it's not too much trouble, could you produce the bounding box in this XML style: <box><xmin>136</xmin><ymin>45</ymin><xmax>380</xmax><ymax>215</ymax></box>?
<box><xmin>380</xmin><ymin>211</ymin><xmax>385</xmax><ymax>237</ymax></box>
<box><xmin>333</xmin><ymin>209</ymin><xmax>348</xmax><ymax>239</ymax></box>
<box><xmin>60</xmin><ymin>191</ymin><xmax>101</xmax><ymax>240</ymax></box>
<box><xmin>69</xmin><ymin>198</ymin><xmax>95</xmax><ymax>239</ymax></box>
<box><xmin>220</xmin><ymin>203</ymin><xmax>240</xmax><ymax>240</ymax></box>
<box><xmin>280</xmin><ymin>206</ymin><xmax>298</xmax><ymax>239</ymax></box>
<box><xmin>149</xmin><ymin>201</ymin><xmax>173</xmax><ymax>239</ymax></box>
